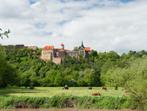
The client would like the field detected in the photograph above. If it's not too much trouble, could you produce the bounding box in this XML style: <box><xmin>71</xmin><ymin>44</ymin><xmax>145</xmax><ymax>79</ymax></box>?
<box><xmin>0</xmin><ymin>87</ymin><xmax>125</xmax><ymax>97</ymax></box>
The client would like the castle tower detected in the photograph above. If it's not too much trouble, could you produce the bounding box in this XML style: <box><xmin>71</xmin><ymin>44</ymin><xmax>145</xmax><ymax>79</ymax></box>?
<box><xmin>41</xmin><ymin>45</ymin><xmax>54</xmax><ymax>61</ymax></box>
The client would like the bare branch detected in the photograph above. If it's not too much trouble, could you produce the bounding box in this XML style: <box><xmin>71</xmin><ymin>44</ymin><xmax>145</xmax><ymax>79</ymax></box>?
<box><xmin>0</xmin><ymin>29</ymin><xmax>10</xmax><ymax>39</ymax></box>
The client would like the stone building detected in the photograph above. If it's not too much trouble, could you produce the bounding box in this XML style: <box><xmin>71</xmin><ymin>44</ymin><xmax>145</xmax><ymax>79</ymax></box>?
<box><xmin>40</xmin><ymin>42</ymin><xmax>91</xmax><ymax>64</ymax></box>
<box><xmin>40</xmin><ymin>44</ymin><xmax>66</xmax><ymax>64</ymax></box>
<box><xmin>67</xmin><ymin>42</ymin><xmax>91</xmax><ymax>59</ymax></box>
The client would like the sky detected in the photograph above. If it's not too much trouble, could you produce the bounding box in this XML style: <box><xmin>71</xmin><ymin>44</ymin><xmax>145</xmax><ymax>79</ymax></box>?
<box><xmin>0</xmin><ymin>0</ymin><xmax>147</xmax><ymax>53</ymax></box>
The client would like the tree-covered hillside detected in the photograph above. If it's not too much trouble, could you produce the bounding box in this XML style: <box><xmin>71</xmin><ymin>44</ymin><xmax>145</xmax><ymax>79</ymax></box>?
<box><xmin>3</xmin><ymin>46</ymin><xmax>147</xmax><ymax>88</ymax></box>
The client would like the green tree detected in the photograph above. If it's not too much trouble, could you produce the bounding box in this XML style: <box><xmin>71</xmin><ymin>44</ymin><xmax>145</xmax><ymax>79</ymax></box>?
<box><xmin>124</xmin><ymin>57</ymin><xmax>147</xmax><ymax>110</ymax></box>
<box><xmin>0</xmin><ymin>46</ymin><xmax>17</xmax><ymax>88</ymax></box>
<box><xmin>101</xmin><ymin>68</ymin><xmax>124</xmax><ymax>89</ymax></box>
<box><xmin>102</xmin><ymin>56</ymin><xmax>147</xmax><ymax>110</ymax></box>
<box><xmin>90</xmin><ymin>50</ymin><xmax>97</xmax><ymax>62</ymax></box>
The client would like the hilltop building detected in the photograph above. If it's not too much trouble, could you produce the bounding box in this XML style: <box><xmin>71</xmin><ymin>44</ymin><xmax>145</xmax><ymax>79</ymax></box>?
<box><xmin>40</xmin><ymin>44</ymin><xmax>66</xmax><ymax>64</ymax></box>
<box><xmin>40</xmin><ymin>42</ymin><xmax>91</xmax><ymax>64</ymax></box>
<box><xmin>67</xmin><ymin>42</ymin><xmax>91</xmax><ymax>58</ymax></box>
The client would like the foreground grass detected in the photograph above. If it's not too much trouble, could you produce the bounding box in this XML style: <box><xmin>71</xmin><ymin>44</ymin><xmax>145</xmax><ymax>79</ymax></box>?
<box><xmin>0</xmin><ymin>109</ymin><xmax>139</xmax><ymax>111</ymax></box>
<box><xmin>0</xmin><ymin>87</ymin><xmax>125</xmax><ymax>97</ymax></box>
<box><xmin>0</xmin><ymin>95</ymin><xmax>133</xmax><ymax>109</ymax></box>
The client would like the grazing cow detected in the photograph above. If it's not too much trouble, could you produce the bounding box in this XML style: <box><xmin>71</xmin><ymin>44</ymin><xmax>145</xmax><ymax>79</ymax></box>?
<box><xmin>102</xmin><ymin>86</ymin><xmax>107</xmax><ymax>90</ymax></box>
<box><xmin>92</xmin><ymin>92</ymin><xmax>101</xmax><ymax>96</ymax></box>
<box><xmin>63</xmin><ymin>85</ymin><xmax>69</xmax><ymax>90</ymax></box>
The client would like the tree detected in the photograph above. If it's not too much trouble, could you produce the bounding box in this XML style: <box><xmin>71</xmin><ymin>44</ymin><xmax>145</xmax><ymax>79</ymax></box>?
<box><xmin>101</xmin><ymin>56</ymin><xmax>147</xmax><ymax>110</ymax></box>
<box><xmin>124</xmin><ymin>57</ymin><xmax>147</xmax><ymax>110</ymax></box>
<box><xmin>90</xmin><ymin>50</ymin><xmax>97</xmax><ymax>62</ymax></box>
<box><xmin>0</xmin><ymin>28</ymin><xmax>10</xmax><ymax>39</ymax></box>
<box><xmin>0</xmin><ymin>46</ymin><xmax>17</xmax><ymax>88</ymax></box>
<box><xmin>101</xmin><ymin>67</ymin><xmax>124</xmax><ymax>90</ymax></box>
<box><xmin>0</xmin><ymin>29</ymin><xmax>17</xmax><ymax>88</ymax></box>
<box><xmin>77</xmin><ymin>68</ymin><xmax>96</xmax><ymax>86</ymax></box>
<box><xmin>127</xmin><ymin>77</ymin><xmax>147</xmax><ymax>110</ymax></box>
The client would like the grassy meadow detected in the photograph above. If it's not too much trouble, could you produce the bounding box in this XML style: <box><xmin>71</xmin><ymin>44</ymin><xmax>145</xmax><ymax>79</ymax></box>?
<box><xmin>0</xmin><ymin>87</ymin><xmax>125</xmax><ymax>97</ymax></box>
<box><xmin>0</xmin><ymin>87</ymin><xmax>134</xmax><ymax>109</ymax></box>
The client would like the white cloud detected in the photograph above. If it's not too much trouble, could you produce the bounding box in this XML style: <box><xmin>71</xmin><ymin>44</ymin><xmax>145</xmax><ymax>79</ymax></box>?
<box><xmin>0</xmin><ymin>0</ymin><xmax>147</xmax><ymax>53</ymax></box>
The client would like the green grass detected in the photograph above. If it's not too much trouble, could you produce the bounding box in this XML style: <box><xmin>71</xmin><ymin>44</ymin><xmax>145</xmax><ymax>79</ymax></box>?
<box><xmin>0</xmin><ymin>87</ymin><xmax>134</xmax><ymax>109</ymax></box>
<box><xmin>0</xmin><ymin>87</ymin><xmax>125</xmax><ymax>97</ymax></box>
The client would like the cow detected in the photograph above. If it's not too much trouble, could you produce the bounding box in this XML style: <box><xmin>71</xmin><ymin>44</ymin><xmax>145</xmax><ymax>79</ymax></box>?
<box><xmin>92</xmin><ymin>92</ymin><xmax>101</xmax><ymax>96</ymax></box>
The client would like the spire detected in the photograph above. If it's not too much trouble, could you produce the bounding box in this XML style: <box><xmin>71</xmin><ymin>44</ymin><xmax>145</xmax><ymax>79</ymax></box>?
<box><xmin>81</xmin><ymin>41</ymin><xmax>85</xmax><ymax>48</ymax></box>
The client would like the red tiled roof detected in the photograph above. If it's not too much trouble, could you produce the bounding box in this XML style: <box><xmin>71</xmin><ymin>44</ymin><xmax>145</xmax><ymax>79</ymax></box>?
<box><xmin>43</xmin><ymin>45</ymin><xmax>54</xmax><ymax>50</ymax></box>
<box><xmin>84</xmin><ymin>47</ymin><xmax>91</xmax><ymax>52</ymax></box>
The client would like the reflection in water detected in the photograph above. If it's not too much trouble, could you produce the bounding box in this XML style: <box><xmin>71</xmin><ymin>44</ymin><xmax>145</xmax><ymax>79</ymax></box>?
<box><xmin>0</xmin><ymin>109</ymin><xmax>138</xmax><ymax>111</ymax></box>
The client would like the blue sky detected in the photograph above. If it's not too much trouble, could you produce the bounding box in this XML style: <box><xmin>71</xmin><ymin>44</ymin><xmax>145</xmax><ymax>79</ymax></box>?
<box><xmin>0</xmin><ymin>0</ymin><xmax>147</xmax><ymax>52</ymax></box>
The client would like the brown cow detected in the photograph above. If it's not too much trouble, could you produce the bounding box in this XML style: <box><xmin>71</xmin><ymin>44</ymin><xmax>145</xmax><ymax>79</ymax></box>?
<box><xmin>92</xmin><ymin>92</ymin><xmax>101</xmax><ymax>96</ymax></box>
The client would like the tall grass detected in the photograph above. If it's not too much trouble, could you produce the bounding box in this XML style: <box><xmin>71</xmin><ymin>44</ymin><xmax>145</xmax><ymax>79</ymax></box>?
<box><xmin>0</xmin><ymin>96</ymin><xmax>135</xmax><ymax>109</ymax></box>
